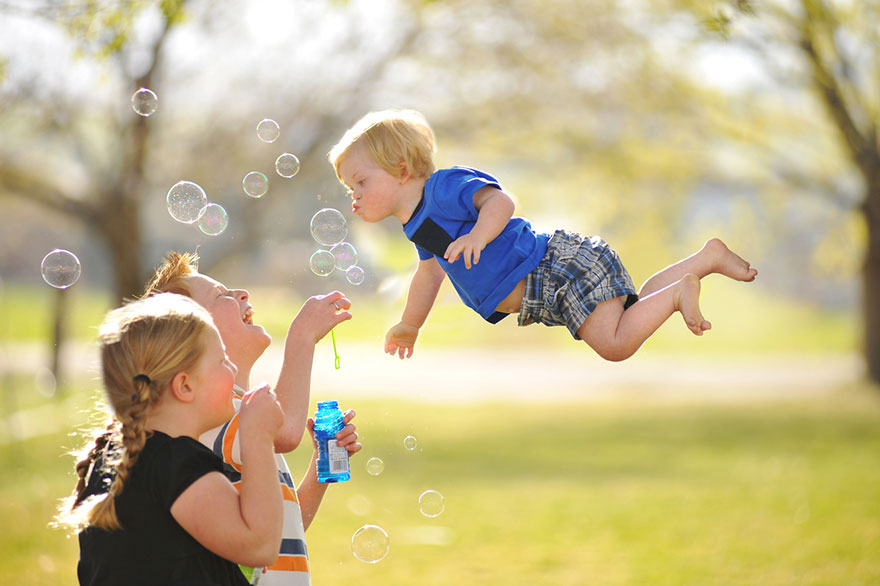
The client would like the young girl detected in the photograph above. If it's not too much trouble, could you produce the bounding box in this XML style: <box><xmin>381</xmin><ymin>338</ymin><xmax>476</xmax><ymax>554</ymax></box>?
<box><xmin>58</xmin><ymin>293</ymin><xmax>283</xmax><ymax>586</ymax></box>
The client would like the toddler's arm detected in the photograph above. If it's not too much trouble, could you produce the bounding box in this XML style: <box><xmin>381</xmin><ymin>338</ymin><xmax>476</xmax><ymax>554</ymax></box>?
<box><xmin>297</xmin><ymin>408</ymin><xmax>361</xmax><ymax>530</ymax></box>
<box><xmin>273</xmin><ymin>292</ymin><xmax>352</xmax><ymax>453</ymax></box>
<box><xmin>171</xmin><ymin>386</ymin><xmax>284</xmax><ymax>567</ymax></box>
<box><xmin>444</xmin><ymin>186</ymin><xmax>515</xmax><ymax>269</ymax></box>
<box><xmin>385</xmin><ymin>257</ymin><xmax>446</xmax><ymax>359</ymax></box>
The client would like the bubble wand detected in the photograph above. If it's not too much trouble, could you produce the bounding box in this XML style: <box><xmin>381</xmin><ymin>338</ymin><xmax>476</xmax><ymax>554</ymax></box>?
<box><xmin>330</xmin><ymin>328</ymin><xmax>341</xmax><ymax>370</ymax></box>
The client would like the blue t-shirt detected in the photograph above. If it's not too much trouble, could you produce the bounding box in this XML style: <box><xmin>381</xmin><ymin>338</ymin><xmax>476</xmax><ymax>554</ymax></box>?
<box><xmin>403</xmin><ymin>166</ymin><xmax>549</xmax><ymax>322</ymax></box>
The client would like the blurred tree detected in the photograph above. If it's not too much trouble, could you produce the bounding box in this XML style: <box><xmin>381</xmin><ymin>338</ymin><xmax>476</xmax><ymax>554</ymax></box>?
<box><xmin>0</xmin><ymin>0</ymin><xmax>184</xmax><ymax>301</ymax></box>
<box><xmin>689</xmin><ymin>0</ymin><xmax>880</xmax><ymax>381</ymax></box>
<box><xmin>0</xmin><ymin>0</ymin><xmax>422</xmax><ymax>303</ymax></box>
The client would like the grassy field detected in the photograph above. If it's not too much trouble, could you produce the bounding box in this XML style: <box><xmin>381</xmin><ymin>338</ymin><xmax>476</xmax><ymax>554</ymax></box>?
<box><xmin>1</xmin><ymin>280</ymin><xmax>875</xmax><ymax>584</ymax></box>
<box><xmin>0</xmin><ymin>279</ymin><xmax>859</xmax><ymax>354</ymax></box>
<box><xmin>3</xmin><ymin>381</ymin><xmax>879</xmax><ymax>586</ymax></box>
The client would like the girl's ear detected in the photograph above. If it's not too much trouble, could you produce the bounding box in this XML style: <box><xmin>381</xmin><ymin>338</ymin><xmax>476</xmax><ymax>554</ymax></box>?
<box><xmin>169</xmin><ymin>371</ymin><xmax>196</xmax><ymax>404</ymax></box>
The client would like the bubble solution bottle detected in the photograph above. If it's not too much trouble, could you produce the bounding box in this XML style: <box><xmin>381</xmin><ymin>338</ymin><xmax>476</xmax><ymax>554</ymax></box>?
<box><xmin>314</xmin><ymin>400</ymin><xmax>350</xmax><ymax>483</ymax></box>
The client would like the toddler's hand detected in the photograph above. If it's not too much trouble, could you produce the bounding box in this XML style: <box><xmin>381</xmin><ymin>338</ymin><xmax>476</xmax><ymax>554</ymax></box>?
<box><xmin>289</xmin><ymin>291</ymin><xmax>352</xmax><ymax>344</ymax></box>
<box><xmin>239</xmin><ymin>384</ymin><xmax>283</xmax><ymax>444</ymax></box>
<box><xmin>444</xmin><ymin>233</ymin><xmax>486</xmax><ymax>269</ymax></box>
<box><xmin>385</xmin><ymin>322</ymin><xmax>419</xmax><ymax>359</ymax></box>
<box><xmin>306</xmin><ymin>408</ymin><xmax>361</xmax><ymax>456</ymax></box>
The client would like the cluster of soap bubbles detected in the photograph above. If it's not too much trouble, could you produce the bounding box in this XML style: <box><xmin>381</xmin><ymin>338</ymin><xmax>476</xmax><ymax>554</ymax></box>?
<box><xmin>41</xmin><ymin>249</ymin><xmax>81</xmax><ymax>289</ymax></box>
<box><xmin>242</xmin><ymin>119</ymin><xmax>301</xmax><ymax>199</ymax></box>
<box><xmin>351</xmin><ymin>434</ymin><xmax>446</xmax><ymax>564</ymax></box>
<box><xmin>309</xmin><ymin>208</ymin><xmax>365</xmax><ymax>285</ymax></box>
<box><xmin>166</xmin><ymin>181</ymin><xmax>228</xmax><ymax>236</ymax></box>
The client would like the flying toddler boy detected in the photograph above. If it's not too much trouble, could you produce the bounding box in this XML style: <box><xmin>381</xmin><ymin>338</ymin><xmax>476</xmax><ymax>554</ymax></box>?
<box><xmin>328</xmin><ymin>109</ymin><xmax>757</xmax><ymax>361</ymax></box>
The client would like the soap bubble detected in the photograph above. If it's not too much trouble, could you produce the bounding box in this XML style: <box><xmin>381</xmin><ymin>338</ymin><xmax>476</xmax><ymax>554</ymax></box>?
<box><xmin>365</xmin><ymin>457</ymin><xmax>384</xmax><ymax>476</ymax></box>
<box><xmin>331</xmin><ymin>242</ymin><xmax>358</xmax><ymax>271</ymax></box>
<box><xmin>131</xmin><ymin>88</ymin><xmax>158</xmax><ymax>117</ymax></box>
<box><xmin>41</xmin><ymin>249</ymin><xmax>81</xmax><ymax>289</ymax></box>
<box><xmin>167</xmin><ymin>181</ymin><xmax>208</xmax><ymax>224</ymax></box>
<box><xmin>275</xmin><ymin>153</ymin><xmax>300</xmax><ymax>178</ymax></box>
<box><xmin>310</xmin><ymin>208</ymin><xmax>348</xmax><ymax>246</ymax></box>
<box><xmin>256</xmin><ymin>118</ymin><xmax>280</xmax><ymax>143</ymax></box>
<box><xmin>351</xmin><ymin>525</ymin><xmax>389</xmax><ymax>564</ymax></box>
<box><xmin>346</xmin><ymin>266</ymin><xmax>365</xmax><ymax>286</ymax></box>
<box><xmin>242</xmin><ymin>172</ymin><xmax>269</xmax><ymax>198</ymax></box>
<box><xmin>310</xmin><ymin>250</ymin><xmax>335</xmax><ymax>276</ymax></box>
<box><xmin>418</xmin><ymin>490</ymin><xmax>445</xmax><ymax>517</ymax></box>
<box><xmin>403</xmin><ymin>435</ymin><xmax>418</xmax><ymax>451</ymax></box>
<box><xmin>198</xmin><ymin>203</ymin><xmax>228</xmax><ymax>236</ymax></box>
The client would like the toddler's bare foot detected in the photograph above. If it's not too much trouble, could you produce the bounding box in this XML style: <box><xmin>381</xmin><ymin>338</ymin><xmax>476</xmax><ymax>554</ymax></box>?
<box><xmin>702</xmin><ymin>238</ymin><xmax>758</xmax><ymax>282</ymax></box>
<box><xmin>674</xmin><ymin>274</ymin><xmax>711</xmax><ymax>336</ymax></box>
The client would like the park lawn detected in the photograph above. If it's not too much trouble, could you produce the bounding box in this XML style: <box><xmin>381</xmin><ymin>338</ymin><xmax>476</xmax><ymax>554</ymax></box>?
<box><xmin>0</xmin><ymin>280</ymin><xmax>858</xmax><ymax>355</ymax></box>
<box><xmin>5</xmin><ymin>384</ymin><xmax>879</xmax><ymax>586</ymax></box>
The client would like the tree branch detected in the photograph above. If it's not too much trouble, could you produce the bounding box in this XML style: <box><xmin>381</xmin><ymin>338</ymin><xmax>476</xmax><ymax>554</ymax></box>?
<box><xmin>0</xmin><ymin>158</ymin><xmax>98</xmax><ymax>222</ymax></box>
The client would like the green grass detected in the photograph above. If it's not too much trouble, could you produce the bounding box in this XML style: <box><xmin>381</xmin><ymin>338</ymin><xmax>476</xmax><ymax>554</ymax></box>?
<box><xmin>5</xmin><ymin>381</ymin><xmax>879</xmax><ymax>586</ymax></box>
<box><xmin>0</xmin><ymin>280</ymin><xmax>859</xmax><ymax>354</ymax></box>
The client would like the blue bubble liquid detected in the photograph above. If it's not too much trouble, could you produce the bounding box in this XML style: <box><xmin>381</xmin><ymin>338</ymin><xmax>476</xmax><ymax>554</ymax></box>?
<box><xmin>315</xmin><ymin>400</ymin><xmax>350</xmax><ymax>483</ymax></box>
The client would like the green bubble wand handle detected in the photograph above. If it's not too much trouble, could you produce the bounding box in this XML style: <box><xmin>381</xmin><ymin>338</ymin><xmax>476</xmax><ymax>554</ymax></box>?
<box><xmin>330</xmin><ymin>328</ymin><xmax>341</xmax><ymax>370</ymax></box>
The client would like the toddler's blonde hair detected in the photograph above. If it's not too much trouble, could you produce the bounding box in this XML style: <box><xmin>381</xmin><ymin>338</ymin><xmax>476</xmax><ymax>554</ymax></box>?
<box><xmin>328</xmin><ymin>109</ymin><xmax>436</xmax><ymax>182</ymax></box>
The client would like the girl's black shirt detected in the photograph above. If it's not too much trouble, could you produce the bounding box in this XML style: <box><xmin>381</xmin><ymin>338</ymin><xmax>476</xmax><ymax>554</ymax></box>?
<box><xmin>77</xmin><ymin>430</ymin><xmax>248</xmax><ymax>586</ymax></box>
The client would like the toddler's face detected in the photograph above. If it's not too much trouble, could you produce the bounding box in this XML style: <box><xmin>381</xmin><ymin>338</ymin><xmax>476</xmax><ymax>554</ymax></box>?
<box><xmin>338</xmin><ymin>142</ymin><xmax>403</xmax><ymax>223</ymax></box>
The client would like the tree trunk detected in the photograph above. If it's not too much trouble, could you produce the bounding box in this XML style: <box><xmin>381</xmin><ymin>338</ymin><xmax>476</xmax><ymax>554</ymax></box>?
<box><xmin>96</xmin><ymin>196</ymin><xmax>143</xmax><ymax>303</ymax></box>
<box><xmin>50</xmin><ymin>286</ymin><xmax>67</xmax><ymax>394</ymax></box>
<box><xmin>863</xmin><ymin>176</ymin><xmax>880</xmax><ymax>384</ymax></box>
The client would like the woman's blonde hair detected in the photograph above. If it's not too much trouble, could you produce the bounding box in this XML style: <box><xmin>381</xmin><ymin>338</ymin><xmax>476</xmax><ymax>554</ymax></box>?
<box><xmin>58</xmin><ymin>293</ymin><xmax>214</xmax><ymax>531</ymax></box>
<box><xmin>328</xmin><ymin>109</ymin><xmax>436</xmax><ymax>182</ymax></box>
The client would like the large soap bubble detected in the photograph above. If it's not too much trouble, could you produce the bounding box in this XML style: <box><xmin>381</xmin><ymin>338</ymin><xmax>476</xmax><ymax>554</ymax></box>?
<box><xmin>166</xmin><ymin>181</ymin><xmax>208</xmax><ymax>224</ymax></box>
<box><xmin>331</xmin><ymin>242</ymin><xmax>358</xmax><ymax>271</ymax></box>
<box><xmin>198</xmin><ymin>203</ymin><xmax>228</xmax><ymax>236</ymax></box>
<box><xmin>310</xmin><ymin>208</ymin><xmax>348</xmax><ymax>247</ymax></box>
<box><xmin>41</xmin><ymin>249</ymin><xmax>81</xmax><ymax>289</ymax></box>
<box><xmin>256</xmin><ymin>118</ymin><xmax>280</xmax><ymax>143</ymax></box>
<box><xmin>242</xmin><ymin>172</ymin><xmax>269</xmax><ymax>198</ymax></box>
<box><xmin>365</xmin><ymin>457</ymin><xmax>384</xmax><ymax>476</ymax></box>
<box><xmin>346</xmin><ymin>265</ymin><xmax>365</xmax><ymax>286</ymax></box>
<box><xmin>418</xmin><ymin>490</ymin><xmax>445</xmax><ymax>518</ymax></box>
<box><xmin>131</xmin><ymin>88</ymin><xmax>158</xmax><ymax>117</ymax></box>
<box><xmin>351</xmin><ymin>524</ymin><xmax>390</xmax><ymax>564</ymax></box>
<box><xmin>275</xmin><ymin>153</ymin><xmax>300</xmax><ymax>178</ymax></box>
<box><xmin>309</xmin><ymin>250</ymin><xmax>335</xmax><ymax>276</ymax></box>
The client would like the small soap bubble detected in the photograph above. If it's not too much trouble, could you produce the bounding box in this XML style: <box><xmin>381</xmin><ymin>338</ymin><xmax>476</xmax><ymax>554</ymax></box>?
<box><xmin>310</xmin><ymin>208</ymin><xmax>348</xmax><ymax>246</ymax></box>
<box><xmin>418</xmin><ymin>490</ymin><xmax>445</xmax><ymax>518</ymax></box>
<box><xmin>275</xmin><ymin>153</ymin><xmax>300</xmax><ymax>178</ymax></box>
<box><xmin>167</xmin><ymin>181</ymin><xmax>208</xmax><ymax>223</ymax></box>
<box><xmin>198</xmin><ymin>203</ymin><xmax>229</xmax><ymax>236</ymax></box>
<box><xmin>331</xmin><ymin>242</ymin><xmax>358</xmax><ymax>271</ymax></box>
<box><xmin>41</xmin><ymin>249</ymin><xmax>81</xmax><ymax>289</ymax></box>
<box><xmin>256</xmin><ymin>118</ymin><xmax>280</xmax><ymax>143</ymax></box>
<box><xmin>351</xmin><ymin>524</ymin><xmax>390</xmax><ymax>564</ymax></box>
<box><xmin>242</xmin><ymin>172</ymin><xmax>269</xmax><ymax>198</ymax></box>
<box><xmin>310</xmin><ymin>250</ymin><xmax>335</xmax><ymax>276</ymax></box>
<box><xmin>403</xmin><ymin>435</ymin><xmax>418</xmax><ymax>451</ymax></box>
<box><xmin>365</xmin><ymin>457</ymin><xmax>384</xmax><ymax>476</ymax></box>
<box><xmin>346</xmin><ymin>265</ymin><xmax>365</xmax><ymax>286</ymax></box>
<box><xmin>131</xmin><ymin>88</ymin><xmax>158</xmax><ymax>117</ymax></box>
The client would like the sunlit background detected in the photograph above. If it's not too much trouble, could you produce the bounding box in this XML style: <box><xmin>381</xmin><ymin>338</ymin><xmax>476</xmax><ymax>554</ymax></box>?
<box><xmin>1</xmin><ymin>0</ymin><xmax>878</xmax><ymax>584</ymax></box>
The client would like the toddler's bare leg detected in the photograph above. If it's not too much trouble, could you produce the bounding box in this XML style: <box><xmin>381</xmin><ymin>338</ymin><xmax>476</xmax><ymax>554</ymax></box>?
<box><xmin>639</xmin><ymin>238</ymin><xmax>757</xmax><ymax>298</ymax></box>
<box><xmin>579</xmin><ymin>274</ymin><xmax>708</xmax><ymax>361</ymax></box>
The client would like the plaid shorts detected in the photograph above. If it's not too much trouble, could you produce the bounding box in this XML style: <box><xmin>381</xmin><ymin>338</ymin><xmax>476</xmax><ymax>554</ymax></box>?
<box><xmin>517</xmin><ymin>229</ymin><xmax>638</xmax><ymax>340</ymax></box>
